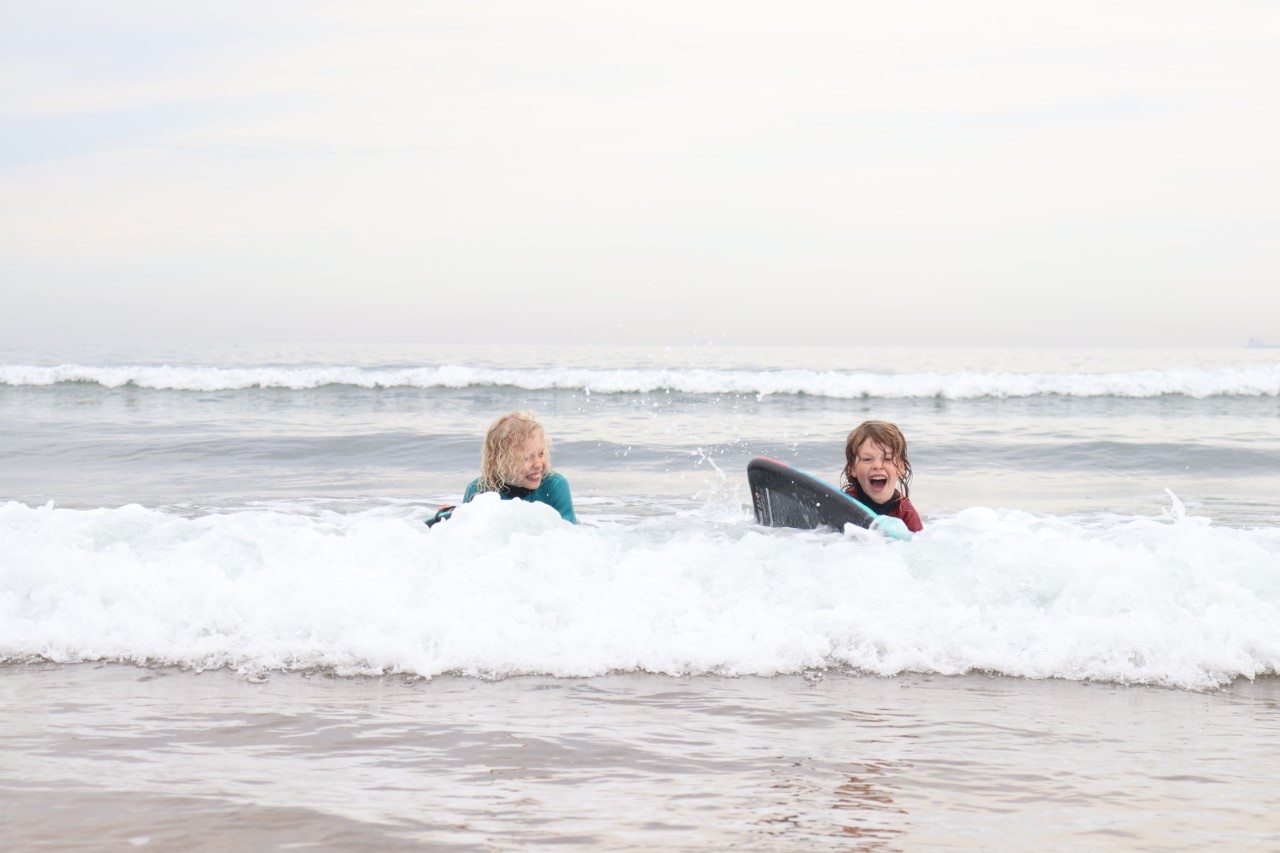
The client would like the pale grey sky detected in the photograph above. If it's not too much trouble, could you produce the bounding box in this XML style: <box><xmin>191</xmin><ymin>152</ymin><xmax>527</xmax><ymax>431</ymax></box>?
<box><xmin>3</xmin><ymin>1</ymin><xmax>1278</xmax><ymax>347</ymax></box>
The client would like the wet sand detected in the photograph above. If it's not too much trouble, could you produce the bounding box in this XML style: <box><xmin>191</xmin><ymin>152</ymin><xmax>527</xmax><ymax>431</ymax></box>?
<box><xmin>2</xmin><ymin>663</ymin><xmax>1278</xmax><ymax>851</ymax></box>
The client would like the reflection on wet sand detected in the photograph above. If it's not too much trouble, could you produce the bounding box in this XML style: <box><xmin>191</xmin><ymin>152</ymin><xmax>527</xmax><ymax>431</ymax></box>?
<box><xmin>3</xmin><ymin>666</ymin><xmax>1278</xmax><ymax>851</ymax></box>
<box><xmin>753</xmin><ymin>754</ymin><xmax>908</xmax><ymax>847</ymax></box>
<box><xmin>832</xmin><ymin>761</ymin><xmax>907</xmax><ymax>846</ymax></box>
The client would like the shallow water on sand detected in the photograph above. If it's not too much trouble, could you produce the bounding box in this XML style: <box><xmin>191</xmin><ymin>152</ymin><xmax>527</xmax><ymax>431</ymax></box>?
<box><xmin>2</xmin><ymin>664</ymin><xmax>1278</xmax><ymax>851</ymax></box>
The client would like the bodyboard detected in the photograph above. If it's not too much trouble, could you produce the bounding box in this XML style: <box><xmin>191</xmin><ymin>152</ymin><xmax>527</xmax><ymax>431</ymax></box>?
<box><xmin>747</xmin><ymin>457</ymin><xmax>912</xmax><ymax>540</ymax></box>
<box><xmin>424</xmin><ymin>505</ymin><xmax>455</xmax><ymax>528</ymax></box>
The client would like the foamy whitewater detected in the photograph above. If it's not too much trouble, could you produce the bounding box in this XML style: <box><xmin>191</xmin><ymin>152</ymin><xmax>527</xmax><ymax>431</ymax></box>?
<box><xmin>3</xmin><ymin>494</ymin><xmax>1279</xmax><ymax>690</ymax></box>
<box><xmin>3</xmin><ymin>343</ymin><xmax>1279</xmax><ymax>691</ymax></box>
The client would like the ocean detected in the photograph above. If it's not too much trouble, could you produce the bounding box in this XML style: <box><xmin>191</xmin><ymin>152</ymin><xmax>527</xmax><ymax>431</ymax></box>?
<box><xmin>2</xmin><ymin>342</ymin><xmax>1279</xmax><ymax>850</ymax></box>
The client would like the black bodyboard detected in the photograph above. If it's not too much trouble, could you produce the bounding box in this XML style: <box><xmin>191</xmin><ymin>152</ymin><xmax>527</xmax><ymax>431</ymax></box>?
<box><xmin>748</xmin><ymin>457</ymin><xmax>879</xmax><ymax>532</ymax></box>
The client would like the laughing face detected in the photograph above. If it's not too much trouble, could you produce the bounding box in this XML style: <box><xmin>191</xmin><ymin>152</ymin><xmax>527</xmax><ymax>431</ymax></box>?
<box><xmin>506</xmin><ymin>433</ymin><xmax>548</xmax><ymax>490</ymax></box>
<box><xmin>852</xmin><ymin>438</ymin><xmax>902</xmax><ymax>504</ymax></box>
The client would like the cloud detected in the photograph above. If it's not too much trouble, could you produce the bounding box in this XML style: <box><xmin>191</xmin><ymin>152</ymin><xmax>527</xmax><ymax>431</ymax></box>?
<box><xmin>2</xmin><ymin>1</ymin><xmax>1278</xmax><ymax>345</ymax></box>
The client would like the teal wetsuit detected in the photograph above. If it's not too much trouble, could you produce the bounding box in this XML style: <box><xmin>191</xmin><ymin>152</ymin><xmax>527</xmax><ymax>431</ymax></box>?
<box><xmin>463</xmin><ymin>472</ymin><xmax>578</xmax><ymax>524</ymax></box>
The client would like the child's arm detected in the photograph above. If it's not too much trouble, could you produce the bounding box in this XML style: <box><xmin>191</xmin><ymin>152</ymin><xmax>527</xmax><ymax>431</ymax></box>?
<box><xmin>898</xmin><ymin>498</ymin><xmax>924</xmax><ymax>532</ymax></box>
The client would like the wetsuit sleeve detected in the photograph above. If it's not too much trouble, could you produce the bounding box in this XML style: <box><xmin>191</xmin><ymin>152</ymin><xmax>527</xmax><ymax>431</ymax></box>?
<box><xmin>896</xmin><ymin>498</ymin><xmax>924</xmax><ymax>532</ymax></box>
<box><xmin>540</xmin><ymin>473</ymin><xmax>578</xmax><ymax>524</ymax></box>
<box><xmin>462</xmin><ymin>478</ymin><xmax>480</xmax><ymax>503</ymax></box>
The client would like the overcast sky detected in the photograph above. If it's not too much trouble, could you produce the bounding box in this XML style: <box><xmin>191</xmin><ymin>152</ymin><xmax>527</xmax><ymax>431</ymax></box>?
<box><xmin>3</xmin><ymin>1</ymin><xmax>1278</xmax><ymax>347</ymax></box>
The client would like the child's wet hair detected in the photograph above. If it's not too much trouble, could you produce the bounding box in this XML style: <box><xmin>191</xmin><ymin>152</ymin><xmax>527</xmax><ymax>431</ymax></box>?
<box><xmin>477</xmin><ymin>411</ymin><xmax>552</xmax><ymax>493</ymax></box>
<box><xmin>842</xmin><ymin>420</ymin><xmax>913</xmax><ymax>497</ymax></box>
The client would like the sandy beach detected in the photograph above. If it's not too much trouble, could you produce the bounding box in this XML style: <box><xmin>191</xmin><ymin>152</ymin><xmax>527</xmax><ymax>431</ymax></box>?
<box><xmin>3</xmin><ymin>663</ymin><xmax>1278</xmax><ymax>851</ymax></box>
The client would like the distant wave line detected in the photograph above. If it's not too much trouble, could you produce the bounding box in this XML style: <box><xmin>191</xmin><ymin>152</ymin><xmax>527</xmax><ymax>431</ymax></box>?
<box><xmin>1</xmin><ymin>364</ymin><xmax>1278</xmax><ymax>399</ymax></box>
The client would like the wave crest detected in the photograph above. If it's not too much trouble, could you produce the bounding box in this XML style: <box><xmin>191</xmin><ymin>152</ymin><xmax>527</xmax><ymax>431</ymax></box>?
<box><xmin>2</xmin><ymin>363</ymin><xmax>1279</xmax><ymax>399</ymax></box>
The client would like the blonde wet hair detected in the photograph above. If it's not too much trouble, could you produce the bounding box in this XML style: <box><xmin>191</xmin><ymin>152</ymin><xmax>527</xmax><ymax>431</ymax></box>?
<box><xmin>841</xmin><ymin>420</ymin><xmax>914</xmax><ymax>498</ymax></box>
<box><xmin>476</xmin><ymin>411</ymin><xmax>553</xmax><ymax>493</ymax></box>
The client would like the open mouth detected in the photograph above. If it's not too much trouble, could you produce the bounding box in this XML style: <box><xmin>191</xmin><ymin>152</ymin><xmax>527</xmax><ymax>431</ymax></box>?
<box><xmin>869</xmin><ymin>475</ymin><xmax>889</xmax><ymax>491</ymax></box>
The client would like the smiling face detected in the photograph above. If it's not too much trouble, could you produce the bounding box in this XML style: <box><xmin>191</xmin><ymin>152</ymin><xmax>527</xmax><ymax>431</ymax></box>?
<box><xmin>504</xmin><ymin>432</ymin><xmax>548</xmax><ymax>490</ymax></box>
<box><xmin>852</xmin><ymin>438</ymin><xmax>902</xmax><ymax>504</ymax></box>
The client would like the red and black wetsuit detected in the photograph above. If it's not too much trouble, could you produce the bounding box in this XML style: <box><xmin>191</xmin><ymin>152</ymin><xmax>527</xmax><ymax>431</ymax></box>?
<box><xmin>844</xmin><ymin>482</ymin><xmax>924</xmax><ymax>532</ymax></box>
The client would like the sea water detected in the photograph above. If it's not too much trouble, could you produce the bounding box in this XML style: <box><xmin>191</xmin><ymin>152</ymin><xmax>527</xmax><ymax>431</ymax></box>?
<box><xmin>2</xmin><ymin>343</ymin><xmax>1279</xmax><ymax>850</ymax></box>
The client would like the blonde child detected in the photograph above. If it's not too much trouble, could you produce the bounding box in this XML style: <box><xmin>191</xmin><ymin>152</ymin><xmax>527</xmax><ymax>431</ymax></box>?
<box><xmin>428</xmin><ymin>411</ymin><xmax>576</xmax><ymax>526</ymax></box>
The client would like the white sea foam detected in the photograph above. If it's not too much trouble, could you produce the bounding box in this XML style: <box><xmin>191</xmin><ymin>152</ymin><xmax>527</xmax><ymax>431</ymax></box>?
<box><xmin>3</xmin><ymin>496</ymin><xmax>1277</xmax><ymax>689</ymax></box>
<box><xmin>2</xmin><ymin>363</ymin><xmax>1280</xmax><ymax>398</ymax></box>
